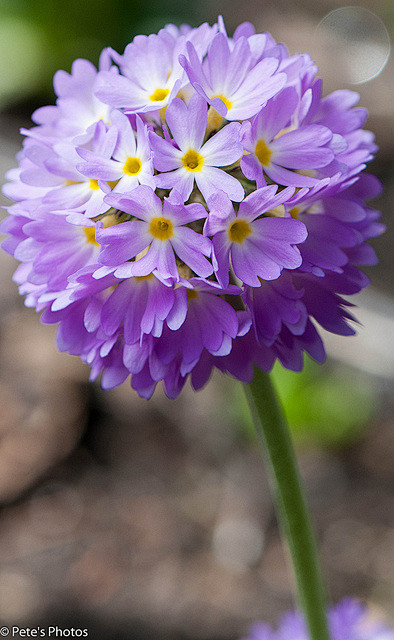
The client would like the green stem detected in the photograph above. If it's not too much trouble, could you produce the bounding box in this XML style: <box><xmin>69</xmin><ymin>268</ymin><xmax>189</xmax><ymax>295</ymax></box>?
<box><xmin>246</xmin><ymin>368</ymin><xmax>330</xmax><ymax>640</ymax></box>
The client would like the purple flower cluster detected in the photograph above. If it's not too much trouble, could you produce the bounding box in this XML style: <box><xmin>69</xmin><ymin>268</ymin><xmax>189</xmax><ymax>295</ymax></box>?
<box><xmin>241</xmin><ymin>599</ymin><xmax>394</xmax><ymax>640</ymax></box>
<box><xmin>1</xmin><ymin>18</ymin><xmax>384</xmax><ymax>398</ymax></box>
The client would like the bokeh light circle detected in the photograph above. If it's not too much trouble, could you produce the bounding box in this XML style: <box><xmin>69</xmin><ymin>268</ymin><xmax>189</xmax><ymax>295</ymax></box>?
<box><xmin>314</xmin><ymin>7</ymin><xmax>391</xmax><ymax>84</ymax></box>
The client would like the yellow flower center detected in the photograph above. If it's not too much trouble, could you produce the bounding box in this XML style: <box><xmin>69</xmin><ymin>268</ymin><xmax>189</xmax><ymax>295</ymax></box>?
<box><xmin>182</xmin><ymin>149</ymin><xmax>204</xmax><ymax>172</ymax></box>
<box><xmin>228</xmin><ymin>220</ymin><xmax>252</xmax><ymax>243</ymax></box>
<box><xmin>102</xmin><ymin>212</ymin><xmax>123</xmax><ymax>228</ymax></box>
<box><xmin>266</xmin><ymin>205</ymin><xmax>285</xmax><ymax>217</ymax></box>
<box><xmin>123</xmin><ymin>157</ymin><xmax>142</xmax><ymax>176</ymax></box>
<box><xmin>255</xmin><ymin>140</ymin><xmax>272</xmax><ymax>166</ymax></box>
<box><xmin>273</xmin><ymin>124</ymin><xmax>297</xmax><ymax>140</ymax></box>
<box><xmin>65</xmin><ymin>179</ymin><xmax>80</xmax><ymax>186</ymax></box>
<box><xmin>289</xmin><ymin>206</ymin><xmax>301</xmax><ymax>219</ymax></box>
<box><xmin>89</xmin><ymin>179</ymin><xmax>100</xmax><ymax>190</ymax></box>
<box><xmin>84</xmin><ymin>226</ymin><xmax>99</xmax><ymax>246</ymax></box>
<box><xmin>135</xmin><ymin>273</ymin><xmax>154</xmax><ymax>282</ymax></box>
<box><xmin>206</xmin><ymin>106</ymin><xmax>224</xmax><ymax>135</ymax></box>
<box><xmin>149</xmin><ymin>217</ymin><xmax>173</xmax><ymax>241</ymax></box>
<box><xmin>150</xmin><ymin>88</ymin><xmax>169</xmax><ymax>102</ymax></box>
<box><xmin>107</xmin><ymin>179</ymin><xmax>119</xmax><ymax>189</ymax></box>
<box><xmin>211</xmin><ymin>94</ymin><xmax>232</xmax><ymax>111</ymax></box>
<box><xmin>187</xmin><ymin>288</ymin><xmax>199</xmax><ymax>301</ymax></box>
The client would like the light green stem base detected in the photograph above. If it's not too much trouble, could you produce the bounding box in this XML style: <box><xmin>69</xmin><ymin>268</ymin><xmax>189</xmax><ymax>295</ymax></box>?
<box><xmin>246</xmin><ymin>368</ymin><xmax>330</xmax><ymax>640</ymax></box>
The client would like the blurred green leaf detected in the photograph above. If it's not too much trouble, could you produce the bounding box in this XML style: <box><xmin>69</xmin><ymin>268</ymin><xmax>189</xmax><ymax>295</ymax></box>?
<box><xmin>0</xmin><ymin>17</ymin><xmax>47</xmax><ymax>105</ymax></box>
<box><xmin>230</xmin><ymin>357</ymin><xmax>378</xmax><ymax>447</ymax></box>
<box><xmin>0</xmin><ymin>0</ymin><xmax>201</xmax><ymax>103</ymax></box>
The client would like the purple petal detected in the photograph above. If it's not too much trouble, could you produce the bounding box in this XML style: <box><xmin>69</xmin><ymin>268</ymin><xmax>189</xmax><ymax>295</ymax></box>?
<box><xmin>201</xmin><ymin>122</ymin><xmax>242</xmax><ymax>166</ymax></box>
<box><xmin>196</xmin><ymin>166</ymin><xmax>244</xmax><ymax>202</ymax></box>
<box><xmin>271</xmin><ymin>125</ymin><xmax>334</xmax><ymax>169</ymax></box>
<box><xmin>149</xmin><ymin>131</ymin><xmax>182</xmax><ymax>172</ymax></box>
<box><xmin>105</xmin><ymin>185</ymin><xmax>161</xmax><ymax>221</ymax></box>
<box><xmin>155</xmin><ymin>168</ymin><xmax>195</xmax><ymax>201</ymax></box>
<box><xmin>166</xmin><ymin>94</ymin><xmax>207</xmax><ymax>151</ymax></box>
<box><xmin>231</xmin><ymin>240</ymin><xmax>281</xmax><ymax>285</ymax></box>
<box><xmin>252</xmin><ymin>86</ymin><xmax>299</xmax><ymax>141</ymax></box>
<box><xmin>98</xmin><ymin>220</ymin><xmax>151</xmax><ymax>265</ymax></box>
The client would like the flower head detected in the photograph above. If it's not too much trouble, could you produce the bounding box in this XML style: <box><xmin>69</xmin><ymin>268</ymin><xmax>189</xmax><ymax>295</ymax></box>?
<box><xmin>1</xmin><ymin>16</ymin><xmax>383</xmax><ymax>398</ymax></box>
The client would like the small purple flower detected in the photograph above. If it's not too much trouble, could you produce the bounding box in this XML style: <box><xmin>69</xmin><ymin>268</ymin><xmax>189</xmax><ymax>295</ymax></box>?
<box><xmin>94</xmin><ymin>26</ymin><xmax>212</xmax><ymax>114</ymax></box>
<box><xmin>77</xmin><ymin>111</ymin><xmax>155</xmax><ymax>193</ymax></box>
<box><xmin>150</xmin><ymin>94</ymin><xmax>244</xmax><ymax>201</ymax></box>
<box><xmin>13</xmin><ymin>122</ymin><xmax>117</xmax><ymax>218</ymax></box>
<box><xmin>97</xmin><ymin>185</ymin><xmax>213</xmax><ymax>280</ymax></box>
<box><xmin>205</xmin><ymin>187</ymin><xmax>307</xmax><ymax>286</ymax></box>
<box><xmin>2</xmin><ymin>206</ymin><xmax>102</xmax><ymax>296</ymax></box>
<box><xmin>241</xmin><ymin>87</ymin><xmax>335</xmax><ymax>187</ymax></box>
<box><xmin>180</xmin><ymin>32</ymin><xmax>287</xmax><ymax>120</ymax></box>
<box><xmin>29</xmin><ymin>56</ymin><xmax>112</xmax><ymax>142</ymax></box>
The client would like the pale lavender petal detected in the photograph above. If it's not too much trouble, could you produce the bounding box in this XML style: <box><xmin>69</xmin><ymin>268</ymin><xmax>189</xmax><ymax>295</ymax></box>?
<box><xmin>171</xmin><ymin>228</ymin><xmax>213</xmax><ymax>277</ymax></box>
<box><xmin>166</xmin><ymin>287</ymin><xmax>188</xmax><ymax>330</ymax></box>
<box><xmin>110</xmin><ymin>110</ymin><xmax>137</xmax><ymax>159</ymax></box>
<box><xmin>206</xmin><ymin>190</ymin><xmax>234</xmax><ymax>221</ymax></box>
<box><xmin>43</xmin><ymin>183</ymin><xmax>90</xmax><ymax>209</ymax></box>
<box><xmin>241</xmin><ymin>153</ymin><xmax>263</xmax><ymax>183</ymax></box>
<box><xmin>155</xmin><ymin>167</ymin><xmax>195</xmax><ymax>200</ymax></box>
<box><xmin>253</xmin><ymin>216</ymin><xmax>307</xmax><ymax>243</ymax></box>
<box><xmin>127</xmin><ymin>242</ymin><xmax>161</xmax><ymax>276</ymax></box>
<box><xmin>206</xmin><ymin>33</ymin><xmax>230</xmax><ymax>91</ymax></box>
<box><xmin>166</xmin><ymin>94</ymin><xmax>207</xmax><ymax>151</ymax></box>
<box><xmin>265</xmin><ymin>163</ymin><xmax>319</xmax><ymax>187</ymax></box>
<box><xmin>253</xmin><ymin>86</ymin><xmax>299</xmax><ymax>141</ymax></box>
<box><xmin>149</xmin><ymin>131</ymin><xmax>182</xmax><ymax>171</ymax></box>
<box><xmin>201</xmin><ymin>122</ymin><xmax>242</xmax><ymax>166</ymax></box>
<box><xmin>163</xmin><ymin>200</ymin><xmax>207</xmax><ymax>225</ymax></box>
<box><xmin>271</xmin><ymin>125</ymin><xmax>334</xmax><ymax>168</ymax></box>
<box><xmin>179</xmin><ymin>42</ymin><xmax>212</xmax><ymax>97</ymax></box>
<box><xmin>105</xmin><ymin>185</ymin><xmax>161</xmax><ymax>221</ymax></box>
<box><xmin>101</xmin><ymin>282</ymin><xmax>133</xmax><ymax>335</ymax></box>
<box><xmin>95</xmin><ymin>72</ymin><xmax>147</xmax><ymax>110</ymax></box>
<box><xmin>212</xmin><ymin>232</ymin><xmax>231</xmax><ymax>286</ymax></box>
<box><xmin>196</xmin><ymin>166</ymin><xmax>244</xmax><ymax>202</ymax></box>
<box><xmin>253</xmin><ymin>236</ymin><xmax>303</xmax><ymax>270</ymax></box>
<box><xmin>98</xmin><ymin>220</ymin><xmax>151</xmax><ymax>264</ymax></box>
<box><xmin>239</xmin><ymin>185</ymin><xmax>295</xmax><ymax>219</ymax></box>
<box><xmin>77</xmin><ymin>158</ymin><xmax>122</xmax><ymax>181</ymax></box>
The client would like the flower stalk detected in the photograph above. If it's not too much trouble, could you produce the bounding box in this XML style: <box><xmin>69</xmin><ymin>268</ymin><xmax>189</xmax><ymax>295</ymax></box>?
<box><xmin>246</xmin><ymin>368</ymin><xmax>331</xmax><ymax>640</ymax></box>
